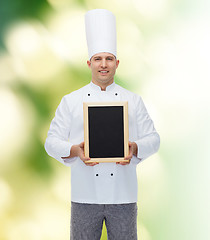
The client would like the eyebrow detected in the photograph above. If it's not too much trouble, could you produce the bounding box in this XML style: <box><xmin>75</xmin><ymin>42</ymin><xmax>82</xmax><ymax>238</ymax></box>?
<box><xmin>93</xmin><ymin>56</ymin><xmax>114</xmax><ymax>59</ymax></box>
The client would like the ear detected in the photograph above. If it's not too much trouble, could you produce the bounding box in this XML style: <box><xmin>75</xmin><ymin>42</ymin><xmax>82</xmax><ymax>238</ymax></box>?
<box><xmin>116</xmin><ymin>60</ymin><xmax>120</xmax><ymax>69</ymax></box>
<box><xmin>87</xmin><ymin>60</ymin><xmax>91</xmax><ymax>68</ymax></box>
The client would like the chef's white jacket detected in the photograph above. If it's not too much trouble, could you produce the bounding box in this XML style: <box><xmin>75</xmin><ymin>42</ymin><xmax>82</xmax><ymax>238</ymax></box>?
<box><xmin>45</xmin><ymin>82</ymin><xmax>160</xmax><ymax>204</ymax></box>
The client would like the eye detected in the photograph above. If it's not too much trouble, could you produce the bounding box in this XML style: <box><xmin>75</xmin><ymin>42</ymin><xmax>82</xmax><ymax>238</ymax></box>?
<box><xmin>94</xmin><ymin>57</ymin><xmax>101</xmax><ymax>61</ymax></box>
<box><xmin>107</xmin><ymin>57</ymin><xmax>114</xmax><ymax>61</ymax></box>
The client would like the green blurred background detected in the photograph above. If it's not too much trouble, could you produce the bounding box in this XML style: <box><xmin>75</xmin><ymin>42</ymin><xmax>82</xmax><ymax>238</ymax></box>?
<box><xmin>0</xmin><ymin>0</ymin><xmax>210</xmax><ymax>239</ymax></box>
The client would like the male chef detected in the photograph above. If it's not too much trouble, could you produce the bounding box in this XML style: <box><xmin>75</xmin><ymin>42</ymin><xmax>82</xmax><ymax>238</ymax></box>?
<box><xmin>45</xmin><ymin>9</ymin><xmax>160</xmax><ymax>240</ymax></box>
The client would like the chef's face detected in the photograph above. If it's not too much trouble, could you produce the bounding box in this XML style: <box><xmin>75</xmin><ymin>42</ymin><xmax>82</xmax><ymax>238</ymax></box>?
<box><xmin>87</xmin><ymin>52</ymin><xmax>119</xmax><ymax>89</ymax></box>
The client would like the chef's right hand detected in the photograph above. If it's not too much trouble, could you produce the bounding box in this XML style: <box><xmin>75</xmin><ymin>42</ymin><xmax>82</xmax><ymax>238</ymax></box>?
<box><xmin>73</xmin><ymin>142</ymin><xmax>98</xmax><ymax>166</ymax></box>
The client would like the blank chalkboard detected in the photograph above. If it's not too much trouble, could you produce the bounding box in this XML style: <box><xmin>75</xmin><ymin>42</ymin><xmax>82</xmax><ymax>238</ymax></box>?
<box><xmin>83</xmin><ymin>102</ymin><xmax>129</xmax><ymax>163</ymax></box>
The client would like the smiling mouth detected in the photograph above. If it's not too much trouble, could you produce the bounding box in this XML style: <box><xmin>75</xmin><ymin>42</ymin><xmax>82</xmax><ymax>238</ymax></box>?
<box><xmin>99</xmin><ymin>70</ymin><xmax>109</xmax><ymax>74</ymax></box>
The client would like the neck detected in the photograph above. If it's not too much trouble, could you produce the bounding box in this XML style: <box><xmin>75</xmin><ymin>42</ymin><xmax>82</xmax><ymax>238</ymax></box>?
<box><xmin>92</xmin><ymin>79</ymin><xmax>114</xmax><ymax>91</ymax></box>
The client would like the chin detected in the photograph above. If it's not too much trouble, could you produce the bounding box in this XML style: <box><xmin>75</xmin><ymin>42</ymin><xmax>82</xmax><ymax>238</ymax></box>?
<box><xmin>100</xmin><ymin>79</ymin><xmax>112</xmax><ymax>84</ymax></box>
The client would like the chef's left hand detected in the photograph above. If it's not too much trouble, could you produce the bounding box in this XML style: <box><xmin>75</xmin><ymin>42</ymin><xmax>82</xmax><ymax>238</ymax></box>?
<box><xmin>116</xmin><ymin>142</ymin><xmax>138</xmax><ymax>165</ymax></box>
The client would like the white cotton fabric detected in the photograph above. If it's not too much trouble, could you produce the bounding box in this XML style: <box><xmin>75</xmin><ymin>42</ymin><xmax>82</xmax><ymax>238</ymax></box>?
<box><xmin>85</xmin><ymin>9</ymin><xmax>117</xmax><ymax>59</ymax></box>
<box><xmin>45</xmin><ymin>82</ymin><xmax>160</xmax><ymax>204</ymax></box>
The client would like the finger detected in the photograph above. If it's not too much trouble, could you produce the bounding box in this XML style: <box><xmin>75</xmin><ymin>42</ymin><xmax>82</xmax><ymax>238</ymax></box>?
<box><xmin>116</xmin><ymin>160</ymin><xmax>130</xmax><ymax>165</ymax></box>
<box><xmin>79</xmin><ymin>142</ymin><xmax>85</xmax><ymax>148</ymax></box>
<box><xmin>118</xmin><ymin>162</ymin><xmax>130</xmax><ymax>165</ymax></box>
<box><xmin>83</xmin><ymin>158</ymin><xmax>97</xmax><ymax>165</ymax></box>
<box><xmin>85</xmin><ymin>162</ymin><xmax>99</xmax><ymax>166</ymax></box>
<box><xmin>80</xmin><ymin>152</ymin><xmax>90</xmax><ymax>161</ymax></box>
<box><xmin>116</xmin><ymin>161</ymin><xmax>127</xmax><ymax>164</ymax></box>
<box><xmin>124</xmin><ymin>154</ymin><xmax>132</xmax><ymax>160</ymax></box>
<box><xmin>81</xmin><ymin>158</ymin><xmax>91</xmax><ymax>163</ymax></box>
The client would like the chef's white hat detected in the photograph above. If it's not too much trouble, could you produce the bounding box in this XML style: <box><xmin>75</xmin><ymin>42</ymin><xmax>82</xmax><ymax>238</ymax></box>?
<box><xmin>85</xmin><ymin>9</ymin><xmax>117</xmax><ymax>59</ymax></box>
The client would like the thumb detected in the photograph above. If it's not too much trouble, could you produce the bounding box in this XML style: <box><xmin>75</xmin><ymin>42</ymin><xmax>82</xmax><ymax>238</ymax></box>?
<box><xmin>79</xmin><ymin>142</ymin><xmax>85</xmax><ymax>148</ymax></box>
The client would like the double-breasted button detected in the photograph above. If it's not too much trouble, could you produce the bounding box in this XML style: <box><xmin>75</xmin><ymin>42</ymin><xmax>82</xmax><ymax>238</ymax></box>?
<box><xmin>96</xmin><ymin>174</ymin><xmax>99</xmax><ymax>176</ymax></box>
<box><xmin>115</xmin><ymin>93</ymin><xmax>118</xmax><ymax>96</ymax></box>
<box><xmin>88</xmin><ymin>93</ymin><xmax>90</xmax><ymax>96</ymax></box>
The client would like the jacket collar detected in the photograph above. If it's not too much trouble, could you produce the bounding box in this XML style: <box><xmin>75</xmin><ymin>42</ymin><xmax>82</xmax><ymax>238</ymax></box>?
<box><xmin>90</xmin><ymin>81</ymin><xmax>116</xmax><ymax>92</ymax></box>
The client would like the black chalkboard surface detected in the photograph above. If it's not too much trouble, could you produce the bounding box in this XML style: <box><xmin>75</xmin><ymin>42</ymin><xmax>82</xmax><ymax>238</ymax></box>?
<box><xmin>83</xmin><ymin>102</ymin><xmax>129</xmax><ymax>163</ymax></box>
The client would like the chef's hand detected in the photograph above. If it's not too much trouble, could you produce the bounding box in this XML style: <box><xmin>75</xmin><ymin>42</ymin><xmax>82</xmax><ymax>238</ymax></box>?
<box><xmin>62</xmin><ymin>142</ymin><xmax>98</xmax><ymax>166</ymax></box>
<box><xmin>76</xmin><ymin>142</ymin><xmax>99</xmax><ymax>166</ymax></box>
<box><xmin>116</xmin><ymin>142</ymin><xmax>138</xmax><ymax>165</ymax></box>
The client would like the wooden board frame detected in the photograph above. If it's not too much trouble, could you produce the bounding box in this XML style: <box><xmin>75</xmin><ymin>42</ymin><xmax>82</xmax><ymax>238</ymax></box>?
<box><xmin>83</xmin><ymin>102</ymin><xmax>129</xmax><ymax>163</ymax></box>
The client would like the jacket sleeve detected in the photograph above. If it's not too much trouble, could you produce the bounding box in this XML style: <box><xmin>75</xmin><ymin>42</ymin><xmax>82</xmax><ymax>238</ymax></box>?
<box><xmin>44</xmin><ymin>96</ymin><xmax>77</xmax><ymax>166</ymax></box>
<box><xmin>134</xmin><ymin>95</ymin><xmax>160</xmax><ymax>162</ymax></box>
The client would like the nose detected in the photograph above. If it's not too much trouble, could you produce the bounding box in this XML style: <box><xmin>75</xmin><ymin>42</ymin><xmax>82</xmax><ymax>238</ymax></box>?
<box><xmin>101</xmin><ymin>58</ymin><xmax>107</xmax><ymax>68</ymax></box>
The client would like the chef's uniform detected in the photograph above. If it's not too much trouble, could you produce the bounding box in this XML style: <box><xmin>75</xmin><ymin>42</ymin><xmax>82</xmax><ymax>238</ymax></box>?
<box><xmin>45</xmin><ymin>81</ymin><xmax>160</xmax><ymax>204</ymax></box>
